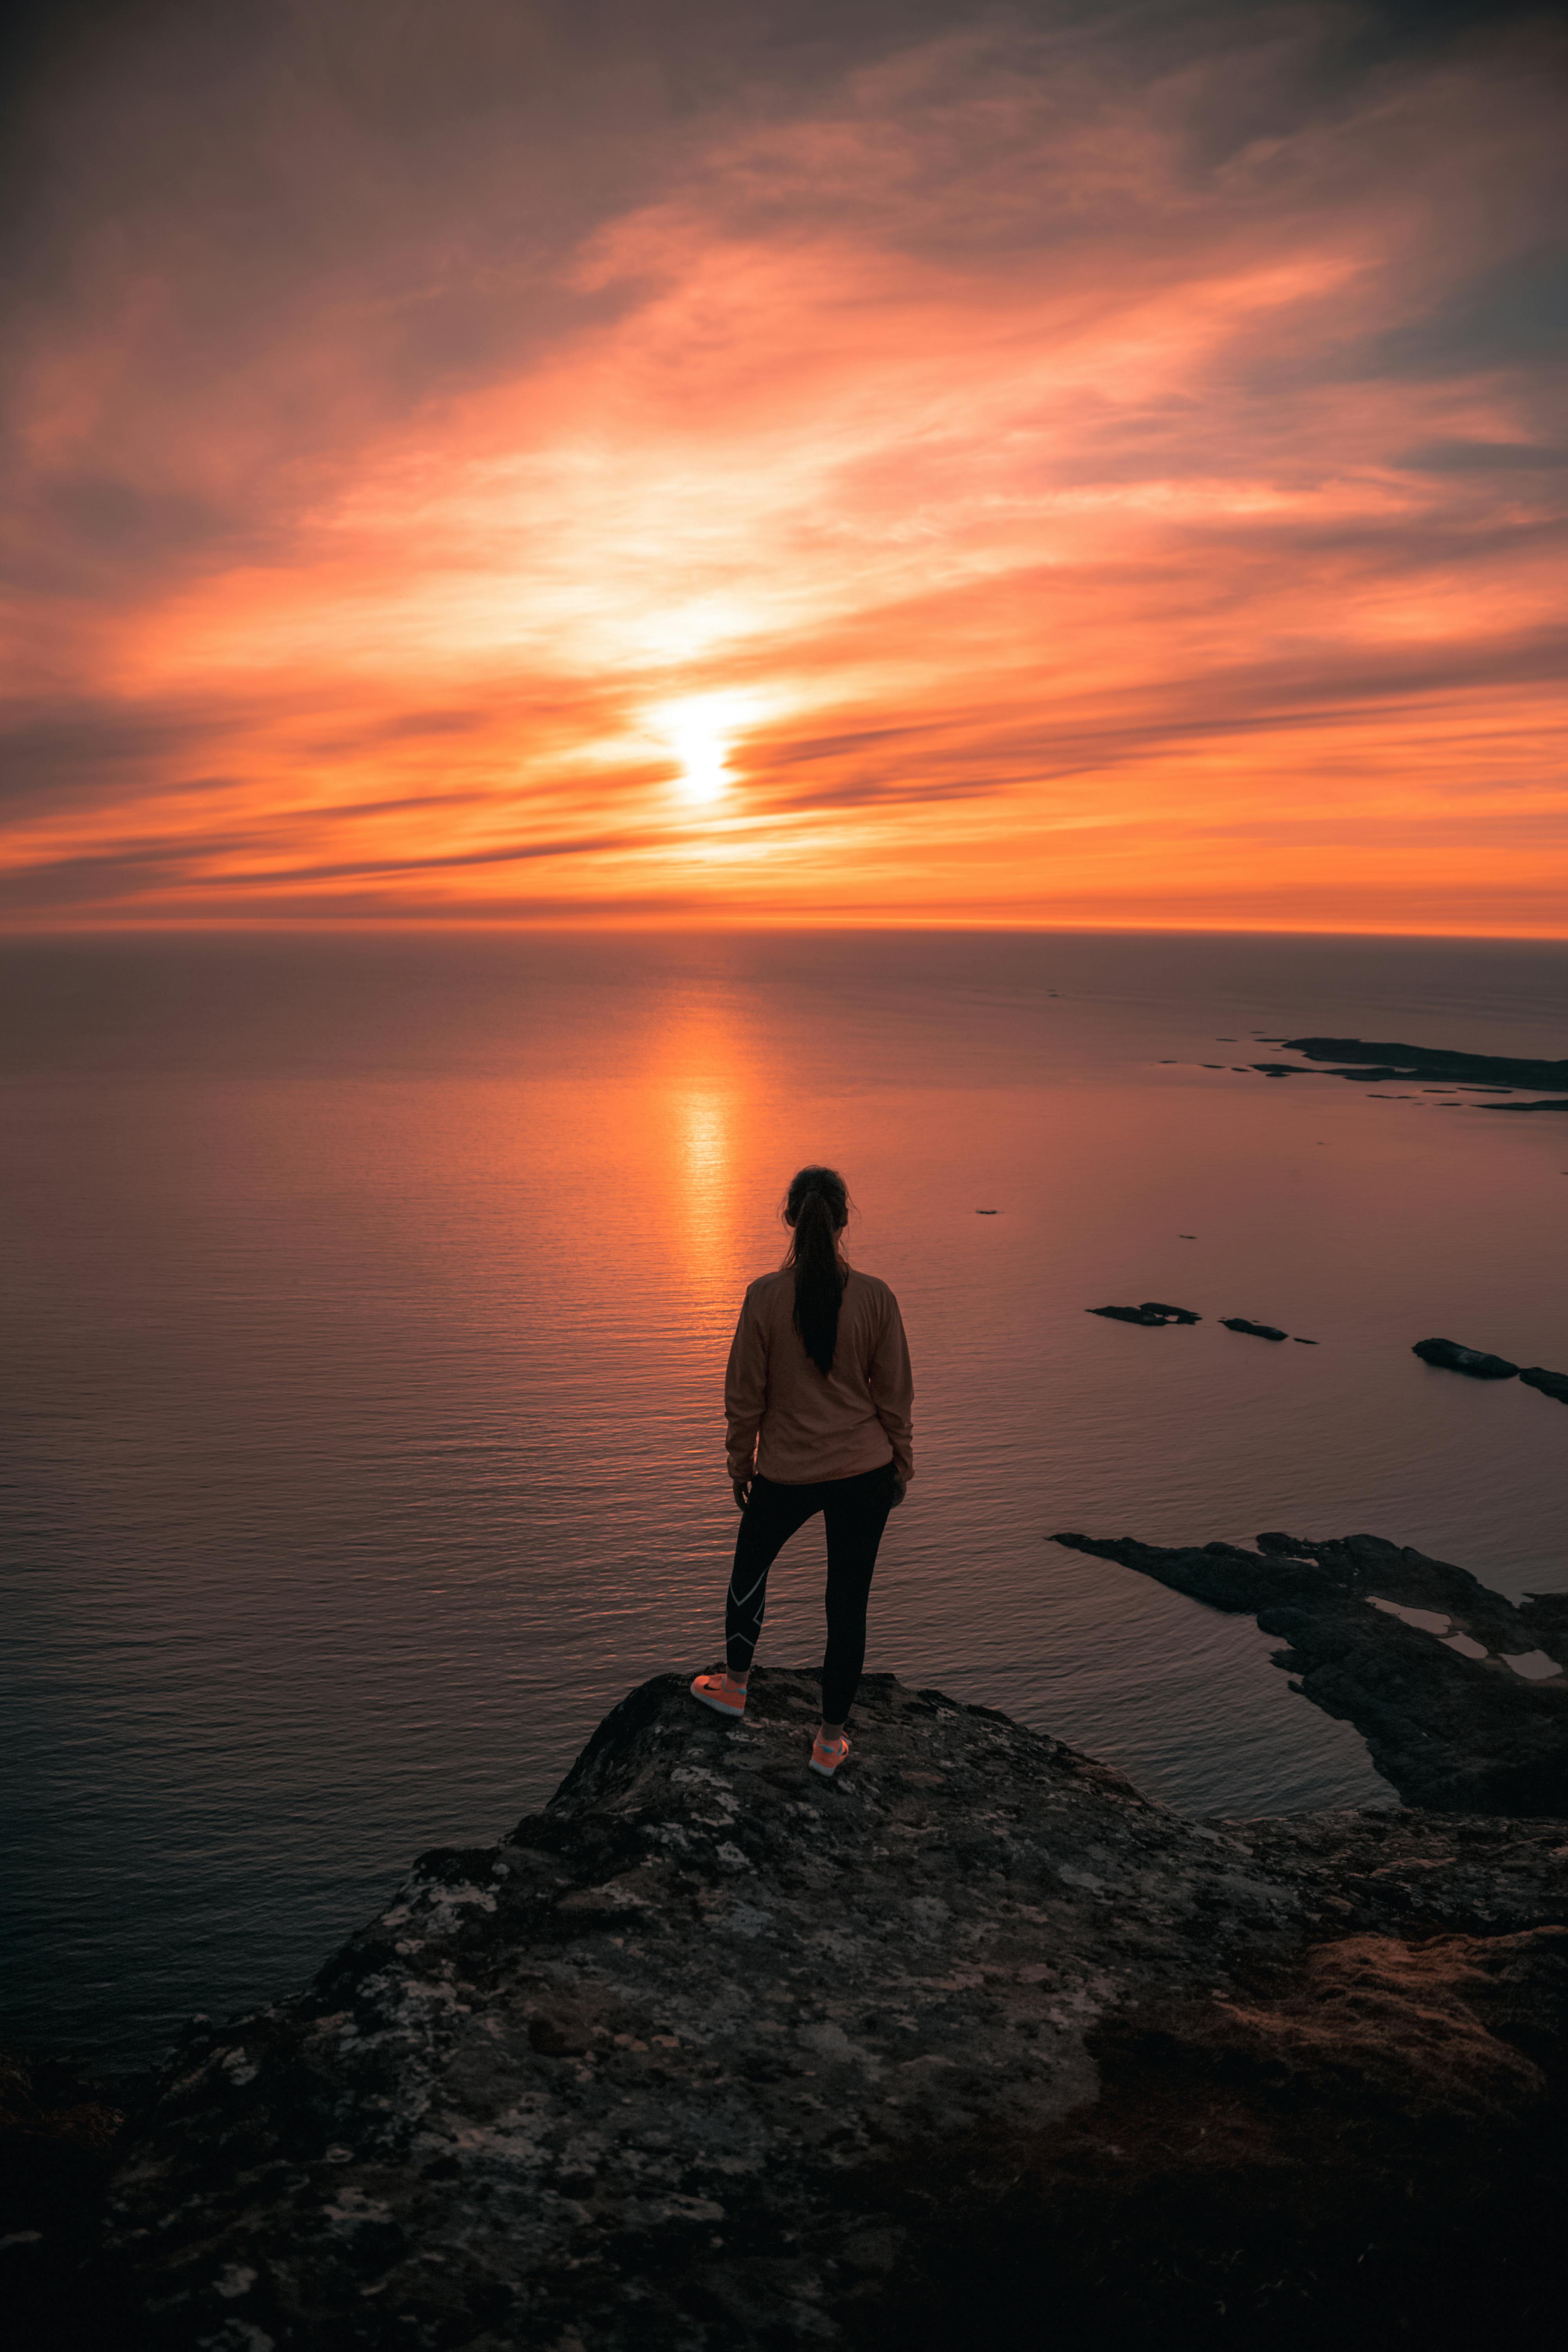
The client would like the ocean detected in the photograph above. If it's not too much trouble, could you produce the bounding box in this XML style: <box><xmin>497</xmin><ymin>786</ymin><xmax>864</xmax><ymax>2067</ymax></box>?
<box><xmin>4</xmin><ymin>927</ymin><xmax>1566</xmax><ymax>2066</ymax></box>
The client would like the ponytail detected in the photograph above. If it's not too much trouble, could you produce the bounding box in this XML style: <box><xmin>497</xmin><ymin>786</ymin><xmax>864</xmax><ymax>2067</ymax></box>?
<box><xmin>783</xmin><ymin>1164</ymin><xmax>849</xmax><ymax>1376</ymax></box>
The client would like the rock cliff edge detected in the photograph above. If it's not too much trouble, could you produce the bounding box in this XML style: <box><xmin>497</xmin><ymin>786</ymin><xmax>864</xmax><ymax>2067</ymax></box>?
<box><xmin>78</xmin><ymin>1658</ymin><xmax>1568</xmax><ymax>2351</ymax></box>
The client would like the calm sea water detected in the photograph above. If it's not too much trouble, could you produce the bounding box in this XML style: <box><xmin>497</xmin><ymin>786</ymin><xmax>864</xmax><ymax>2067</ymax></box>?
<box><xmin>4</xmin><ymin>928</ymin><xmax>1567</xmax><ymax>2066</ymax></box>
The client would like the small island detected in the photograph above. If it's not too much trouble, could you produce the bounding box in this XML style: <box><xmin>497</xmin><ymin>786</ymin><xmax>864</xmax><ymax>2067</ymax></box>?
<box><xmin>1245</xmin><ymin>1036</ymin><xmax>1568</xmax><ymax>1109</ymax></box>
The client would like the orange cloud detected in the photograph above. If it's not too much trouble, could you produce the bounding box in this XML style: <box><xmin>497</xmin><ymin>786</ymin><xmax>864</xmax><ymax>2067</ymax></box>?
<box><xmin>3</xmin><ymin>6</ymin><xmax>1566</xmax><ymax>930</ymax></box>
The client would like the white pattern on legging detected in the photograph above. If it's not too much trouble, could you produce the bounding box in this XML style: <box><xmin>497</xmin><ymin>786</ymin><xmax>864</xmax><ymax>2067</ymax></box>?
<box><xmin>726</xmin><ymin>1562</ymin><xmax>769</xmax><ymax>1657</ymax></box>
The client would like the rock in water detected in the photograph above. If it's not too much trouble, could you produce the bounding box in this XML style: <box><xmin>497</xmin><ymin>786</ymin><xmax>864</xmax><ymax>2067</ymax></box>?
<box><xmin>1220</xmin><ymin>1317</ymin><xmax>1288</xmax><ymax>1341</ymax></box>
<box><xmin>1413</xmin><ymin>1337</ymin><xmax>1520</xmax><ymax>1379</ymax></box>
<box><xmin>97</xmin><ymin>1667</ymin><xmax>1568</xmax><ymax>2351</ymax></box>
<box><xmin>1520</xmin><ymin>1365</ymin><xmax>1568</xmax><ymax>1404</ymax></box>
<box><xmin>1053</xmin><ymin>1531</ymin><xmax>1568</xmax><ymax>1813</ymax></box>
<box><xmin>1087</xmin><ymin>1302</ymin><xmax>1200</xmax><ymax>1326</ymax></box>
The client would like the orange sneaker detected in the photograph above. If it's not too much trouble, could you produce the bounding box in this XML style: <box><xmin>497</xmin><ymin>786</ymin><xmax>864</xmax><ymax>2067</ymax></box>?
<box><xmin>690</xmin><ymin>1669</ymin><xmax>747</xmax><ymax>1719</ymax></box>
<box><xmin>809</xmin><ymin>1731</ymin><xmax>850</xmax><ymax>1778</ymax></box>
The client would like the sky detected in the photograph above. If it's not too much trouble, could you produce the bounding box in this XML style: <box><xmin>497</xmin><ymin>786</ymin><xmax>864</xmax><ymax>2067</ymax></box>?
<box><xmin>2</xmin><ymin>0</ymin><xmax>1565</xmax><ymax>932</ymax></box>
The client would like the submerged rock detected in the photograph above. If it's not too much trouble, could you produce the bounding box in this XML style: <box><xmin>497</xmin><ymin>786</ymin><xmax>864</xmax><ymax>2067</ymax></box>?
<box><xmin>1413</xmin><ymin>1337</ymin><xmax>1519</xmax><ymax>1380</ymax></box>
<box><xmin>1220</xmin><ymin>1318</ymin><xmax>1288</xmax><ymax>1341</ymax></box>
<box><xmin>95</xmin><ymin>1667</ymin><xmax>1568</xmax><ymax>2350</ymax></box>
<box><xmin>1053</xmin><ymin>1531</ymin><xmax>1568</xmax><ymax>1815</ymax></box>
<box><xmin>1087</xmin><ymin>1302</ymin><xmax>1201</xmax><ymax>1326</ymax></box>
<box><xmin>1520</xmin><ymin>1365</ymin><xmax>1568</xmax><ymax>1404</ymax></box>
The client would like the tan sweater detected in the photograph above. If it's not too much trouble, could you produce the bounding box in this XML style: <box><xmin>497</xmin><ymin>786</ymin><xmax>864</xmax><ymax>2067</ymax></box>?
<box><xmin>725</xmin><ymin>1267</ymin><xmax>914</xmax><ymax>1488</ymax></box>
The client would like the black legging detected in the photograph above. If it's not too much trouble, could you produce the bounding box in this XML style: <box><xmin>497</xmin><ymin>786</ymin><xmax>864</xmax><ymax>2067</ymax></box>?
<box><xmin>726</xmin><ymin>1462</ymin><xmax>897</xmax><ymax>1723</ymax></box>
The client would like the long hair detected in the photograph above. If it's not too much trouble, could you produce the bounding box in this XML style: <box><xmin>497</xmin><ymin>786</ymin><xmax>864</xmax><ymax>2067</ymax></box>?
<box><xmin>783</xmin><ymin>1165</ymin><xmax>850</xmax><ymax>1376</ymax></box>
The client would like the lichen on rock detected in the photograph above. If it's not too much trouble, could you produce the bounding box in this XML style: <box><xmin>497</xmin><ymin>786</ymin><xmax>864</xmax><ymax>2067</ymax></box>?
<box><xmin>89</xmin><ymin>1661</ymin><xmax>1568</xmax><ymax>2349</ymax></box>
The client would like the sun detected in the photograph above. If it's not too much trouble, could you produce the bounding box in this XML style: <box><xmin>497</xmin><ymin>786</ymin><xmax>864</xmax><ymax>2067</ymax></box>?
<box><xmin>654</xmin><ymin>692</ymin><xmax>756</xmax><ymax>808</ymax></box>
<box><xmin>674</xmin><ymin>716</ymin><xmax>729</xmax><ymax>804</ymax></box>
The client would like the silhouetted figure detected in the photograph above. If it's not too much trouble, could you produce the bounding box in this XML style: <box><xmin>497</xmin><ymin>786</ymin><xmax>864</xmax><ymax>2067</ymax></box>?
<box><xmin>690</xmin><ymin>1165</ymin><xmax>914</xmax><ymax>1777</ymax></box>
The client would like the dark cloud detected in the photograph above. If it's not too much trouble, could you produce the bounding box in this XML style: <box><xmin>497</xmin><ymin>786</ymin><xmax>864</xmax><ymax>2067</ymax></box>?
<box><xmin>0</xmin><ymin>819</ymin><xmax>675</xmax><ymax>917</ymax></box>
<box><xmin>1351</xmin><ymin>247</ymin><xmax>1568</xmax><ymax>380</ymax></box>
<box><xmin>1341</xmin><ymin>0</ymin><xmax>1559</xmax><ymax>58</ymax></box>
<box><xmin>1395</xmin><ymin>438</ymin><xmax>1568</xmax><ymax>473</ymax></box>
<box><xmin>0</xmin><ymin>701</ymin><xmax>231</xmax><ymax>812</ymax></box>
<box><xmin>293</xmin><ymin>790</ymin><xmax>495</xmax><ymax>819</ymax></box>
<box><xmin>0</xmin><ymin>839</ymin><xmax>204</xmax><ymax>911</ymax></box>
<box><xmin>0</xmin><ymin>472</ymin><xmax>241</xmax><ymax>599</ymax></box>
<box><xmin>296</xmin><ymin>711</ymin><xmax>491</xmax><ymax>757</ymax></box>
<box><xmin>255</xmin><ymin>824</ymin><xmax>671</xmax><ymax>884</ymax></box>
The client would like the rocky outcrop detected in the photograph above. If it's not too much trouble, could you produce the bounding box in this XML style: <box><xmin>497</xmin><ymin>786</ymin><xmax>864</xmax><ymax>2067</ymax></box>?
<box><xmin>1221</xmin><ymin>1318</ymin><xmax>1287</xmax><ymax>1341</ymax></box>
<box><xmin>1054</xmin><ymin>1531</ymin><xmax>1568</xmax><ymax>1813</ymax></box>
<box><xmin>1281</xmin><ymin>1037</ymin><xmax>1568</xmax><ymax>1090</ymax></box>
<box><xmin>1087</xmin><ymin>1302</ymin><xmax>1200</xmax><ymax>1326</ymax></box>
<box><xmin>1521</xmin><ymin>1366</ymin><xmax>1568</xmax><ymax>1404</ymax></box>
<box><xmin>1413</xmin><ymin>1337</ymin><xmax>1519</xmax><ymax>1380</ymax></box>
<box><xmin>89</xmin><ymin>1665</ymin><xmax>1568</xmax><ymax>2351</ymax></box>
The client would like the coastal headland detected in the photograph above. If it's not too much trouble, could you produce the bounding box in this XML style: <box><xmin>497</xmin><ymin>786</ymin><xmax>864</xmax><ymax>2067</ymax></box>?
<box><xmin>12</xmin><ymin>1559</ymin><xmax>1567</xmax><ymax>2352</ymax></box>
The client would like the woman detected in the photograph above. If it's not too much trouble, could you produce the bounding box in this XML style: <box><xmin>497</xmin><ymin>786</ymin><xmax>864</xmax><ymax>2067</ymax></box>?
<box><xmin>690</xmin><ymin>1165</ymin><xmax>913</xmax><ymax>1777</ymax></box>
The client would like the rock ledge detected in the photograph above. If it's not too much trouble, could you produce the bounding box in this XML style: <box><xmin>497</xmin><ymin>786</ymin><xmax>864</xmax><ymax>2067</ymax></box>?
<box><xmin>85</xmin><ymin>1665</ymin><xmax>1568</xmax><ymax>2350</ymax></box>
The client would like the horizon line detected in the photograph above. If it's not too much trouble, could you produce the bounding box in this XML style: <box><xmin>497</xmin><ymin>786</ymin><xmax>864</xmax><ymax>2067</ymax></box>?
<box><xmin>4</xmin><ymin>916</ymin><xmax>1568</xmax><ymax>946</ymax></box>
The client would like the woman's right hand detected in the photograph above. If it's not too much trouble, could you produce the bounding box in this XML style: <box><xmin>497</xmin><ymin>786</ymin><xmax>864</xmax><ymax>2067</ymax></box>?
<box><xmin>890</xmin><ymin>1475</ymin><xmax>907</xmax><ymax>1508</ymax></box>
<box><xmin>732</xmin><ymin>1478</ymin><xmax>751</xmax><ymax>1511</ymax></box>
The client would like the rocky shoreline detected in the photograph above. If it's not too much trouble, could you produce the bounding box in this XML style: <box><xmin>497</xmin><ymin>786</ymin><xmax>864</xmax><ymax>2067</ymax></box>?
<box><xmin>1054</xmin><ymin>1530</ymin><xmax>1567</xmax><ymax>1813</ymax></box>
<box><xmin>9</xmin><ymin>1584</ymin><xmax>1566</xmax><ymax>2351</ymax></box>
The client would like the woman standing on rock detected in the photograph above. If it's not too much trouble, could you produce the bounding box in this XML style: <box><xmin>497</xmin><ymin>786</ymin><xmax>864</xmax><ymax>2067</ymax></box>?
<box><xmin>691</xmin><ymin>1165</ymin><xmax>914</xmax><ymax>1778</ymax></box>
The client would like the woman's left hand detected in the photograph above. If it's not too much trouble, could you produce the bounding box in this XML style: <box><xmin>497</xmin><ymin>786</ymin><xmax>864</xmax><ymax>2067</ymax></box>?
<box><xmin>732</xmin><ymin>1478</ymin><xmax>751</xmax><ymax>1511</ymax></box>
